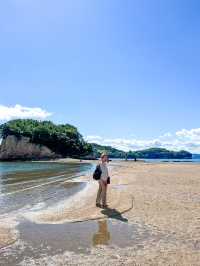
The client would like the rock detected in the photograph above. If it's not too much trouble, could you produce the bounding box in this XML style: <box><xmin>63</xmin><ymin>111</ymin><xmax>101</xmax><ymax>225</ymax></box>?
<box><xmin>0</xmin><ymin>135</ymin><xmax>61</xmax><ymax>160</ymax></box>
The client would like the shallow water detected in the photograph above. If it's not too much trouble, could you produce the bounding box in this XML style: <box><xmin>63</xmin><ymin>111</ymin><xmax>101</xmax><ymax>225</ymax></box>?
<box><xmin>0</xmin><ymin>162</ymin><xmax>92</xmax><ymax>215</ymax></box>
<box><xmin>0</xmin><ymin>217</ymin><xmax>162</xmax><ymax>265</ymax></box>
<box><xmin>0</xmin><ymin>161</ymin><xmax>96</xmax><ymax>264</ymax></box>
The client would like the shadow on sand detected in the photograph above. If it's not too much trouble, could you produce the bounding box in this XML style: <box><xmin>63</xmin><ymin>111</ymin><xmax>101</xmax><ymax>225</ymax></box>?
<box><xmin>101</xmin><ymin>208</ymin><xmax>128</xmax><ymax>222</ymax></box>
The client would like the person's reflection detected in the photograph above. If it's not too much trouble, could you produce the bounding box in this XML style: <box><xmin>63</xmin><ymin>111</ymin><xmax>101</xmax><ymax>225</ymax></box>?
<box><xmin>93</xmin><ymin>220</ymin><xmax>110</xmax><ymax>246</ymax></box>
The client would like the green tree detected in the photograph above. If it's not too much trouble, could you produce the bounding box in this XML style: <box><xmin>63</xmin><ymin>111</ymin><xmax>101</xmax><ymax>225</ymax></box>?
<box><xmin>0</xmin><ymin>119</ymin><xmax>92</xmax><ymax>158</ymax></box>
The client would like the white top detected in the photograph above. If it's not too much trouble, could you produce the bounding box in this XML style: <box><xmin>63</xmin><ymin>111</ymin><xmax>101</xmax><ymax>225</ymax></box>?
<box><xmin>100</xmin><ymin>162</ymin><xmax>109</xmax><ymax>181</ymax></box>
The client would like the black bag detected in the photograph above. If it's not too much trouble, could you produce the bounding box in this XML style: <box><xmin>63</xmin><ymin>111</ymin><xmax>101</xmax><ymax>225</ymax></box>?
<box><xmin>93</xmin><ymin>164</ymin><xmax>102</xmax><ymax>180</ymax></box>
<box><xmin>107</xmin><ymin>177</ymin><xmax>110</xmax><ymax>184</ymax></box>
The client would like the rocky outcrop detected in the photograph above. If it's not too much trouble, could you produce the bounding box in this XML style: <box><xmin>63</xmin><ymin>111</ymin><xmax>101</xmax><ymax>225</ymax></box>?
<box><xmin>0</xmin><ymin>135</ymin><xmax>61</xmax><ymax>160</ymax></box>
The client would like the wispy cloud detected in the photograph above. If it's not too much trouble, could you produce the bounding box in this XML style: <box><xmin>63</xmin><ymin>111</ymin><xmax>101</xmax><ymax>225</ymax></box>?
<box><xmin>0</xmin><ymin>104</ymin><xmax>52</xmax><ymax>121</ymax></box>
<box><xmin>85</xmin><ymin>128</ymin><xmax>200</xmax><ymax>153</ymax></box>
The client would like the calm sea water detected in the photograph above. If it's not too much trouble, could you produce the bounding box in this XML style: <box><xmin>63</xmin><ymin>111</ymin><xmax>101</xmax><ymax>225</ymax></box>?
<box><xmin>112</xmin><ymin>158</ymin><xmax>200</xmax><ymax>163</ymax></box>
<box><xmin>143</xmin><ymin>158</ymin><xmax>200</xmax><ymax>163</ymax></box>
<box><xmin>0</xmin><ymin>161</ymin><xmax>92</xmax><ymax>215</ymax></box>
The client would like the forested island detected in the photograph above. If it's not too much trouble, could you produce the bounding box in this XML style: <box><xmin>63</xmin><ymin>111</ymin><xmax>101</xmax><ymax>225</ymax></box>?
<box><xmin>91</xmin><ymin>143</ymin><xmax>126</xmax><ymax>159</ymax></box>
<box><xmin>91</xmin><ymin>144</ymin><xmax>192</xmax><ymax>159</ymax></box>
<box><xmin>126</xmin><ymin>147</ymin><xmax>192</xmax><ymax>159</ymax></box>
<box><xmin>0</xmin><ymin>119</ymin><xmax>92</xmax><ymax>160</ymax></box>
<box><xmin>0</xmin><ymin>119</ymin><xmax>192</xmax><ymax>160</ymax></box>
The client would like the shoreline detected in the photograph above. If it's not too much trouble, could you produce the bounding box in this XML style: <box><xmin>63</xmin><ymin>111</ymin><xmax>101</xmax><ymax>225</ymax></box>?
<box><xmin>26</xmin><ymin>161</ymin><xmax>200</xmax><ymax>265</ymax></box>
<box><xmin>22</xmin><ymin>161</ymin><xmax>134</xmax><ymax>224</ymax></box>
<box><xmin>1</xmin><ymin>161</ymin><xmax>200</xmax><ymax>265</ymax></box>
<box><xmin>0</xmin><ymin>157</ymin><xmax>197</xmax><ymax>163</ymax></box>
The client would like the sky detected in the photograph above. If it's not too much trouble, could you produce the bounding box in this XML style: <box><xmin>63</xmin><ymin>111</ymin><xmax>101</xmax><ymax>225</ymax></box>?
<box><xmin>1</xmin><ymin>0</ymin><xmax>200</xmax><ymax>152</ymax></box>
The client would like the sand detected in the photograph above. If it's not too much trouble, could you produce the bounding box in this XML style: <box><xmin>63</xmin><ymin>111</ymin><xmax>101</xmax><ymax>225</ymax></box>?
<box><xmin>2</xmin><ymin>161</ymin><xmax>200</xmax><ymax>265</ymax></box>
<box><xmin>19</xmin><ymin>161</ymin><xmax>200</xmax><ymax>265</ymax></box>
<box><xmin>0</xmin><ymin>224</ymin><xmax>18</xmax><ymax>249</ymax></box>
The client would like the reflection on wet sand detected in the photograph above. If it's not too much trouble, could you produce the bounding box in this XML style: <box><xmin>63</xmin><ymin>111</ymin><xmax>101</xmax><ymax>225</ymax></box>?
<box><xmin>93</xmin><ymin>220</ymin><xmax>110</xmax><ymax>246</ymax></box>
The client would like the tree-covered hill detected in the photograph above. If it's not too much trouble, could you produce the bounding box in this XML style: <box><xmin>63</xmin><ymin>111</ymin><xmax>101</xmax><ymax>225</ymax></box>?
<box><xmin>90</xmin><ymin>143</ymin><xmax>126</xmax><ymax>158</ymax></box>
<box><xmin>126</xmin><ymin>147</ymin><xmax>192</xmax><ymax>159</ymax></box>
<box><xmin>90</xmin><ymin>144</ymin><xmax>192</xmax><ymax>159</ymax></box>
<box><xmin>0</xmin><ymin>119</ymin><xmax>92</xmax><ymax>158</ymax></box>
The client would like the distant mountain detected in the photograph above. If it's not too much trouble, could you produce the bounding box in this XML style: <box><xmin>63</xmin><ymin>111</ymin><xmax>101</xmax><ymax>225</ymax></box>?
<box><xmin>127</xmin><ymin>148</ymin><xmax>192</xmax><ymax>159</ymax></box>
<box><xmin>90</xmin><ymin>143</ymin><xmax>126</xmax><ymax>158</ymax></box>
<box><xmin>90</xmin><ymin>144</ymin><xmax>192</xmax><ymax>159</ymax></box>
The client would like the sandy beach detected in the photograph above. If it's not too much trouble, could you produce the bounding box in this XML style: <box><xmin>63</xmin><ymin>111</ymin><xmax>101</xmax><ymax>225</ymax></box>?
<box><xmin>1</xmin><ymin>160</ymin><xmax>200</xmax><ymax>265</ymax></box>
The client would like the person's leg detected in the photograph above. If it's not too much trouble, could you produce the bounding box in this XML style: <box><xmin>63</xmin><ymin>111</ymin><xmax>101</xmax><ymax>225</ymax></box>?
<box><xmin>96</xmin><ymin>181</ymin><xmax>102</xmax><ymax>205</ymax></box>
<box><xmin>104</xmin><ymin>184</ymin><xmax>108</xmax><ymax>205</ymax></box>
<box><xmin>101</xmin><ymin>181</ymin><xmax>107</xmax><ymax>206</ymax></box>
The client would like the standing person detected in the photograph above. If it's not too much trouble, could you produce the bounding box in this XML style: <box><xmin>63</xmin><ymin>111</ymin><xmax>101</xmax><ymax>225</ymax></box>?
<box><xmin>96</xmin><ymin>153</ymin><xmax>110</xmax><ymax>208</ymax></box>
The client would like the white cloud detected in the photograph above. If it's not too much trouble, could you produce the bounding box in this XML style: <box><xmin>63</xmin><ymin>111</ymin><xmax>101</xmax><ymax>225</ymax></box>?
<box><xmin>176</xmin><ymin>128</ymin><xmax>200</xmax><ymax>140</ymax></box>
<box><xmin>85</xmin><ymin>128</ymin><xmax>200</xmax><ymax>153</ymax></box>
<box><xmin>0</xmin><ymin>104</ymin><xmax>52</xmax><ymax>121</ymax></box>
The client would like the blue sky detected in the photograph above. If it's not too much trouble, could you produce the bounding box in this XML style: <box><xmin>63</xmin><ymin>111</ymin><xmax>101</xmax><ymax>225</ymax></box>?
<box><xmin>1</xmin><ymin>0</ymin><xmax>200</xmax><ymax>152</ymax></box>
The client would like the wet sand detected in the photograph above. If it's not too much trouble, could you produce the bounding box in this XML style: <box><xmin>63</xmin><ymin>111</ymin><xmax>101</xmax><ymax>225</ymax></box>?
<box><xmin>0</xmin><ymin>226</ymin><xmax>17</xmax><ymax>249</ymax></box>
<box><xmin>1</xmin><ymin>161</ymin><xmax>200</xmax><ymax>265</ymax></box>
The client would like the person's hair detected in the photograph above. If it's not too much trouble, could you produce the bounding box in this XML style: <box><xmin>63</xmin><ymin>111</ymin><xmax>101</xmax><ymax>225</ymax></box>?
<box><xmin>100</xmin><ymin>153</ymin><xmax>107</xmax><ymax>159</ymax></box>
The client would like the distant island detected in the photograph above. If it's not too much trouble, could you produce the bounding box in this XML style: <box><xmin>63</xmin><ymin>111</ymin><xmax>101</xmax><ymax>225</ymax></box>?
<box><xmin>0</xmin><ymin>119</ymin><xmax>192</xmax><ymax>160</ymax></box>
<box><xmin>91</xmin><ymin>143</ymin><xmax>192</xmax><ymax>160</ymax></box>
<box><xmin>91</xmin><ymin>143</ymin><xmax>126</xmax><ymax>159</ymax></box>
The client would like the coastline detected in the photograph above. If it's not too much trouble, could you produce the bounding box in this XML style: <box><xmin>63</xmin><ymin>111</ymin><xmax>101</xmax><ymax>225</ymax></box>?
<box><xmin>1</xmin><ymin>161</ymin><xmax>200</xmax><ymax>265</ymax></box>
<box><xmin>22</xmin><ymin>160</ymin><xmax>134</xmax><ymax>224</ymax></box>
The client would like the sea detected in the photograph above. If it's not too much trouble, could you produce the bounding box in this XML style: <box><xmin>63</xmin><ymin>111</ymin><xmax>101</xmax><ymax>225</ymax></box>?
<box><xmin>139</xmin><ymin>158</ymin><xmax>200</xmax><ymax>163</ymax></box>
<box><xmin>111</xmin><ymin>158</ymin><xmax>200</xmax><ymax>163</ymax></box>
<box><xmin>0</xmin><ymin>161</ymin><xmax>93</xmax><ymax>216</ymax></box>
